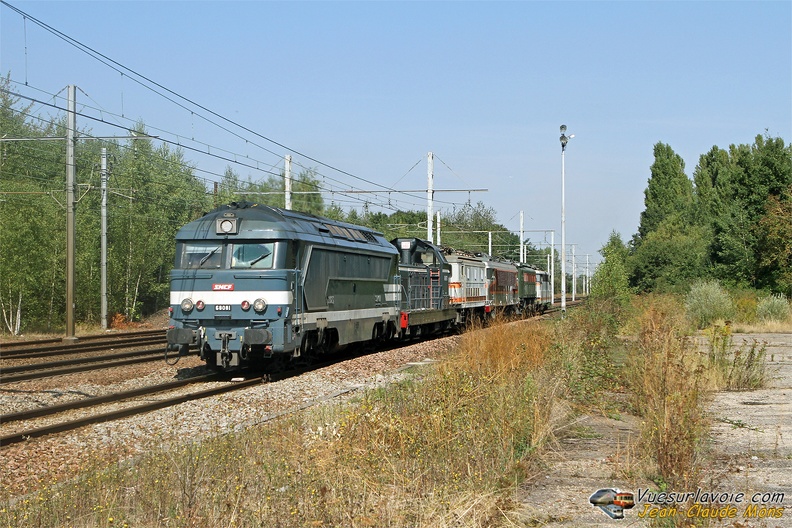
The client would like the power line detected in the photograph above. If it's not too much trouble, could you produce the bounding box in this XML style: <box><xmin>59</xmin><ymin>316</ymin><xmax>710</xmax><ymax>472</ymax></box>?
<box><xmin>1</xmin><ymin>5</ymin><xmax>478</xmax><ymax>216</ymax></box>
<box><xmin>3</xmin><ymin>84</ymin><xmax>434</xmax><ymax>213</ymax></box>
<box><xmin>0</xmin><ymin>1</ymin><xmax>414</xmax><ymax>198</ymax></box>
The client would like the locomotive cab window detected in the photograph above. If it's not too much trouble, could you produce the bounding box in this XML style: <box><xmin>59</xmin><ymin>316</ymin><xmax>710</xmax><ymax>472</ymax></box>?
<box><xmin>178</xmin><ymin>243</ymin><xmax>223</xmax><ymax>269</ymax></box>
<box><xmin>415</xmin><ymin>250</ymin><xmax>436</xmax><ymax>266</ymax></box>
<box><xmin>231</xmin><ymin>242</ymin><xmax>275</xmax><ymax>269</ymax></box>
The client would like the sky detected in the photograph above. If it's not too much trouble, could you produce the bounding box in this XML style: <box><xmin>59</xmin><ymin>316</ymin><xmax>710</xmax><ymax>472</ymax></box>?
<box><xmin>1</xmin><ymin>0</ymin><xmax>790</xmax><ymax>268</ymax></box>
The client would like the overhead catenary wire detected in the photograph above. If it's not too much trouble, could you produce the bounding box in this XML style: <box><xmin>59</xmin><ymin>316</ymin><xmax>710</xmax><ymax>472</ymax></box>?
<box><xmin>3</xmin><ymin>82</ymin><xmax>445</xmax><ymax>214</ymax></box>
<box><xmin>1</xmin><ymin>4</ymin><xmax>476</xmax><ymax>216</ymax></box>
<box><xmin>0</xmin><ymin>1</ymin><xmax>421</xmax><ymax>199</ymax></box>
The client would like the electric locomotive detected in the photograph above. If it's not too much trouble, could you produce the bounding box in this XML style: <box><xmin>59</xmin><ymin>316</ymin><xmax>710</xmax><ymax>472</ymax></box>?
<box><xmin>166</xmin><ymin>202</ymin><xmax>401</xmax><ymax>370</ymax></box>
<box><xmin>516</xmin><ymin>264</ymin><xmax>552</xmax><ymax>315</ymax></box>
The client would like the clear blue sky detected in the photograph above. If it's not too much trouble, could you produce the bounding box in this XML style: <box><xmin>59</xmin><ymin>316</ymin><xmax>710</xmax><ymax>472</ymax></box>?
<box><xmin>2</xmin><ymin>1</ymin><xmax>790</xmax><ymax>266</ymax></box>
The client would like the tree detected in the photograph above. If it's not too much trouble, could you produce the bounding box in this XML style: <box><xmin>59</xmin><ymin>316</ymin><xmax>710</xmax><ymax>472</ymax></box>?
<box><xmin>757</xmin><ymin>185</ymin><xmax>792</xmax><ymax>295</ymax></box>
<box><xmin>591</xmin><ymin>231</ymin><xmax>630</xmax><ymax>303</ymax></box>
<box><xmin>693</xmin><ymin>134</ymin><xmax>791</xmax><ymax>289</ymax></box>
<box><xmin>1</xmin><ymin>76</ymin><xmax>75</xmax><ymax>331</ymax></box>
<box><xmin>103</xmin><ymin>134</ymin><xmax>209</xmax><ymax>320</ymax></box>
<box><xmin>629</xmin><ymin>218</ymin><xmax>710</xmax><ymax>293</ymax></box>
<box><xmin>636</xmin><ymin>142</ymin><xmax>693</xmax><ymax>242</ymax></box>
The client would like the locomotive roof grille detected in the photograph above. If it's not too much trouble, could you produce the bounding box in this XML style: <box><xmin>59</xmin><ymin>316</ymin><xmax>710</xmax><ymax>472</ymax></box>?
<box><xmin>179</xmin><ymin>202</ymin><xmax>391</xmax><ymax>250</ymax></box>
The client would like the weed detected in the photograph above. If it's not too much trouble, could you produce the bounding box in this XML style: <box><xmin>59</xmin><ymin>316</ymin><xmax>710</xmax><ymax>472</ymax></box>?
<box><xmin>625</xmin><ymin>298</ymin><xmax>707</xmax><ymax>489</ymax></box>
<box><xmin>756</xmin><ymin>294</ymin><xmax>791</xmax><ymax>323</ymax></box>
<box><xmin>685</xmin><ymin>280</ymin><xmax>736</xmax><ymax>329</ymax></box>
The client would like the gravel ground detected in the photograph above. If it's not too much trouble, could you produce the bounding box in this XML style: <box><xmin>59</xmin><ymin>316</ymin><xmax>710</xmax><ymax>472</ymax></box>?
<box><xmin>1</xmin><ymin>334</ymin><xmax>459</xmax><ymax>500</ymax></box>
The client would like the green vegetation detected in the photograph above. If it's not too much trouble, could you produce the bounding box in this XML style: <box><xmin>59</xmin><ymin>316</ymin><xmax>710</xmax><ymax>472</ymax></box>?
<box><xmin>0</xmin><ymin>77</ymin><xmax>210</xmax><ymax>333</ymax></box>
<box><xmin>757</xmin><ymin>293</ymin><xmax>792</xmax><ymax>323</ymax></box>
<box><xmin>613</xmin><ymin>135</ymin><xmax>792</xmax><ymax>297</ymax></box>
<box><xmin>684</xmin><ymin>280</ymin><xmax>736</xmax><ymax>329</ymax></box>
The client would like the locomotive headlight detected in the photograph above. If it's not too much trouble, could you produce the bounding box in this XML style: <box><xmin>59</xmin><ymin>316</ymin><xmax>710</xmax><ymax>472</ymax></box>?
<box><xmin>216</xmin><ymin>217</ymin><xmax>238</xmax><ymax>235</ymax></box>
<box><xmin>195</xmin><ymin>300</ymin><xmax>205</xmax><ymax>311</ymax></box>
<box><xmin>241</xmin><ymin>300</ymin><xmax>251</xmax><ymax>311</ymax></box>
<box><xmin>253</xmin><ymin>298</ymin><xmax>267</xmax><ymax>313</ymax></box>
<box><xmin>180</xmin><ymin>298</ymin><xmax>194</xmax><ymax>313</ymax></box>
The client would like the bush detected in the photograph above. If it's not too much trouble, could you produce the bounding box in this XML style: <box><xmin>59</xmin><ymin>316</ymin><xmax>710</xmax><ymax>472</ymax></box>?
<box><xmin>731</xmin><ymin>288</ymin><xmax>758</xmax><ymax>324</ymax></box>
<box><xmin>756</xmin><ymin>294</ymin><xmax>791</xmax><ymax>323</ymax></box>
<box><xmin>685</xmin><ymin>280</ymin><xmax>735</xmax><ymax>329</ymax></box>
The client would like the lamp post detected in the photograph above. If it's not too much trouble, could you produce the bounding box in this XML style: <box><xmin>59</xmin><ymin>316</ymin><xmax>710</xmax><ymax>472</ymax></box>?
<box><xmin>560</xmin><ymin>125</ymin><xmax>574</xmax><ymax>314</ymax></box>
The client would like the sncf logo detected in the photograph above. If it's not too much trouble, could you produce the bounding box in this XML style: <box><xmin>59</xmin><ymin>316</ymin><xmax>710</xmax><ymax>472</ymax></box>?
<box><xmin>212</xmin><ymin>283</ymin><xmax>234</xmax><ymax>291</ymax></box>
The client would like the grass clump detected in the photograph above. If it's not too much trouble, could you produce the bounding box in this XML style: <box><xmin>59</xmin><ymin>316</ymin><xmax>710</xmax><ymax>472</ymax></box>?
<box><xmin>685</xmin><ymin>280</ymin><xmax>735</xmax><ymax>329</ymax></box>
<box><xmin>756</xmin><ymin>293</ymin><xmax>791</xmax><ymax>323</ymax></box>
<box><xmin>625</xmin><ymin>294</ymin><xmax>771</xmax><ymax>501</ymax></box>
<box><xmin>625</xmin><ymin>296</ymin><xmax>707</xmax><ymax>490</ymax></box>
<box><xmin>703</xmin><ymin>324</ymin><xmax>768</xmax><ymax>391</ymax></box>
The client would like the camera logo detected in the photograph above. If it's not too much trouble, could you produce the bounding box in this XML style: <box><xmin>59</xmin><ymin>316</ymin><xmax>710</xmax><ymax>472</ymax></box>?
<box><xmin>589</xmin><ymin>488</ymin><xmax>636</xmax><ymax>519</ymax></box>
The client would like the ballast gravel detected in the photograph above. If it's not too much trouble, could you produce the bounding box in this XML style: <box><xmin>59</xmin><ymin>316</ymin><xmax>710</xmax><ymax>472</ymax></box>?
<box><xmin>1</xmin><ymin>335</ymin><xmax>459</xmax><ymax>499</ymax></box>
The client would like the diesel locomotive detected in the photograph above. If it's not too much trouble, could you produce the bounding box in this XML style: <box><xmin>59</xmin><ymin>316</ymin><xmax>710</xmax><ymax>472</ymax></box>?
<box><xmin>166</xmin><ymin>202</ymin><xmax>552</xmax><ymax>370</ymax></box>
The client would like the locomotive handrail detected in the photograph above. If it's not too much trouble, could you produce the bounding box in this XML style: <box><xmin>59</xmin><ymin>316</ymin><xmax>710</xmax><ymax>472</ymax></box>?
<box><xmin>294</xmin><ymin>268</ymin><xmax>304</xmax><ymax>327</ymax></box>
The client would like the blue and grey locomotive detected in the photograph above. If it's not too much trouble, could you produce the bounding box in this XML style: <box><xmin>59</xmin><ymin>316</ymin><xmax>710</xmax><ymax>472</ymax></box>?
<box><xmin>166</xmin><ymin>202</ymin><xmax>402</xmax><ymax>369</ymax></box>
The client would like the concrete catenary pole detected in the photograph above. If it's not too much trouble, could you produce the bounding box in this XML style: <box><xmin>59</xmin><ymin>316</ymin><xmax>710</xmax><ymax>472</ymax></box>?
<box><xmin>65</xmin><ymin>85</ymin><xmax>77</xmax><ymax>341</ymax></box>
<box><xmin>284</xmin><ymin>155</ymin><xmax>292</xmax><ymax>210</ymax></box>
<box><xmin>101</xmin><ymin>147</ymin><xmax>108</xmax><ymax>330</ymax></box>
<box><xmin>427</xmin><ymin>152</ymin><xmax>434</xmax><ymax>244</ymax></box>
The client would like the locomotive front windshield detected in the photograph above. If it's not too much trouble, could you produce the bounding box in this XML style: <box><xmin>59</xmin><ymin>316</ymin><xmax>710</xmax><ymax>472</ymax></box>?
<box><xmin>231</xmin><ymin>243</ymin><xmax>274</xmax><ymax>269</ymax></box>
<box><xmin>176</xmin><ymin>242</ymin><xmax>277</xmax><ymax>269</ymax></box>
<box><xmin>179</xmin><ymin>242</ymin><xmax>223</xmax><ymax>269</ymax></box>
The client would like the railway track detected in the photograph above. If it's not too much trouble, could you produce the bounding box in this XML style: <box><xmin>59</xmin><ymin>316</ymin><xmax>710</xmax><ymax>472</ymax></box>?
<box><xmin>1</xmin><ymin>330</ymin><xmax>164</xmax><ymax>358</ymax></box>
<box><xmin>0</xmin><ymin>304</ymin><xmax>582</xmax><ymax>448</ymax></box>
<box><xmin>0</xmin><ymin>350</ymin><xmax>196</xmax><ymax>384</ymax></box>
<box><xmin>0</xmin><ymin>373</ymin><xmax>257</xmax><ymax>447</ymax></box>
<box><xmin>0</xmin><ymin>351</ymin><xmax>361</xmax><ymax>447</ymax></box>
<box><xmin>0</xmin><ymin>330</ymin><xmax>196</xmax><ymax>384</ymax></box>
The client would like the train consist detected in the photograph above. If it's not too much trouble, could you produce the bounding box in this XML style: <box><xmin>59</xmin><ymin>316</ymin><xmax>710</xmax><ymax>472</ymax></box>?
<box><xmin>166</xmin><ymin>202</ymin><xmax>552</xmax><ymax>370</ymax></box>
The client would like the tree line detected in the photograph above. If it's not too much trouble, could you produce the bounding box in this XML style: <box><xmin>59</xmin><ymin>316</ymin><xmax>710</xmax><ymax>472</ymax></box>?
<box><xmin>593</xmin><ymin>134</ymin><xmax>791</xmax><ymax>300</ymax></box>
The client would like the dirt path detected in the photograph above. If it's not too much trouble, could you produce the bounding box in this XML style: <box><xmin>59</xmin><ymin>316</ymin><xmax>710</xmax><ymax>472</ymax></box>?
<box><xmin>513</xmin><ymin>332</ymin><xmax>792</xmax><ymax>527</ymax></box>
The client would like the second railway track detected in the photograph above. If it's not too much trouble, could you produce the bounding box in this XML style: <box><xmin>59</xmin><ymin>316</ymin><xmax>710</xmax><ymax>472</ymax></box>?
<box><xmin>1</xmin><ymin>330</ymin><xmax>165</xmax><ymax>359</ymax></box>
<box><xmin>0</xmin><ymin>373</ymin><xmax>261</xmax><ymax>447</ymax></box>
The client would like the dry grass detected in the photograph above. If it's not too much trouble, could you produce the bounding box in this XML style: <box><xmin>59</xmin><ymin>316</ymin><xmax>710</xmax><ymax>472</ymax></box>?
<box><xmin>624</xmin><ymin>296</ymin><xmax>708</xmax><ymax>491</ymax></box>
<box><xmin>2</xmin><ymin>319</ymin><xmax>583</xmax><ymax>528</ymax></box>
<box><xmin>622</xmin><ymin>295</ymin><xmax>771</xmax><ymax>528</ymax></box>
<box><xmin>731</xmin><ymin>318</ymin><xmax>792</xmax><ymax>334</ymax></box>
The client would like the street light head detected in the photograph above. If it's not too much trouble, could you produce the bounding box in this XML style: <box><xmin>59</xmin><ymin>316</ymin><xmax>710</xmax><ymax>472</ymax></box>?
<box><xmin>560</xmin><ymin>125</ymin><xmax>567</xmax><ymax>134</ymax></box>
<box><xmin>569</xmin><ymin>134</ymin><xmax>575</xmax><ymax>139</ymax></box>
